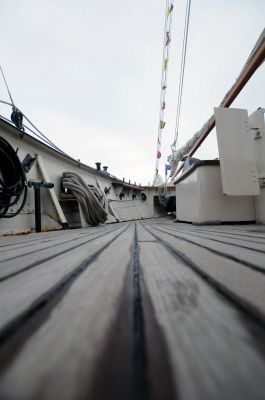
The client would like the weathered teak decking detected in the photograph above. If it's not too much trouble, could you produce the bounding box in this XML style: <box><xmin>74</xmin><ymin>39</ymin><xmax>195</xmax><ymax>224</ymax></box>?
<box><xmin>0</xmin><ymin>218</ymin><xmax>265</xmax><ymax>400</ymax></box>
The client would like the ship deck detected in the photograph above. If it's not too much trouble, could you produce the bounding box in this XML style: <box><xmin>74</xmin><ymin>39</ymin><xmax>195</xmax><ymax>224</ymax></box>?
<box><xmin>0</xmin><ymin>217</ymin><xmax>265</xmax><ymax>400</ymax></box>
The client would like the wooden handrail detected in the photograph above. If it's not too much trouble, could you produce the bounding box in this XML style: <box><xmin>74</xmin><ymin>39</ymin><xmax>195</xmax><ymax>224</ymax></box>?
<box><xmin>174</xmin><ymin>29</ymin><xmax>265</xmax><ymax>176</ymax></box>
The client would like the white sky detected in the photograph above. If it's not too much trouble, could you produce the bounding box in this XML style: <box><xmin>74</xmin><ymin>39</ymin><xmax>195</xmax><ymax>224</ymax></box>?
<box><xmin>0</xmin><ymin>0</ymin><xmax>264</xmax><ymax>184</ymax></box>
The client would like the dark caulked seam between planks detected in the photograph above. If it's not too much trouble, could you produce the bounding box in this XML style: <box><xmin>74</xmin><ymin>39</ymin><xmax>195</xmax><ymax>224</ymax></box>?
<box><xmin>0</xmin><ymin>223</ymin><xmax>131</xmax><ymax>376</ymax></box>
<box><xmin>0</xmin><ymin>226</ymin><xmax>113</xmax><ymax>249</ymax></box>
<box><xmin>88</xmin><ymin>222</ymin><xmax>176</xmax><ymax>400</ymax></box>
<box><xmin>0</xmin><ymin>230</ymin><xmax>102</xmax><ymax>253</ymax></box>
<box><xmin>143</xmin><ymin>223</ymin><xmax>265</xmax><ymax>275</ymax></box>
<box><xmin>151</xmin><ymin>221</ymin><xmax>265</xmax><ymax>245</ymax></box>
<box><xmin>0</xmin><ymin>224</ymin><xmax>126</xmax><ymax>283</ymax></box>
<box><xmin>0</xmin><ymin>230</ymin><xmax>84</xmax><ymax>248</ymax></box>
<box><xmin>132</xmin><ymin>222</ymin><xmax>149</xmax><ymax>400</ymax></box>
<box><xmin>0</xmin><ymin>224</ymin><xmax>119</xmax><ymax>262</ymax></box>
<box><xmin>179</xmin><ymin>226</ymin><xmax>265</xmax><ymax>244</ymax></box>
<box><xmin>153</xmin><ymin>219</ymin><xmax>265</xmax><ymax>240</ymax></box>
<box><xmin>141</xmin><ymin>223</ymin><xmax>265</xmax><ymax>328</ymax></box>
<box><xmin>187</xmin><ymin>226</ymin><xmax>265</xmax><ymax>240</ymax></box>
<box><xmin>0</xmin><ymin>234</ymin><xmax>75</xmax><ymax>251</ymax></box>
<box><xmin>151</xmin><ymin>223</ymin><xmax>265</xmax><ymax>254</ymax></box>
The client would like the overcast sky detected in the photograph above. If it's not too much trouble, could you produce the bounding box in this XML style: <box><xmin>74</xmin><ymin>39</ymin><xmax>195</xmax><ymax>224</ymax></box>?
<box><xmin>0</xmin><ymin>0</ymin><xmax>264</xmax><ymax>184</ymax></box>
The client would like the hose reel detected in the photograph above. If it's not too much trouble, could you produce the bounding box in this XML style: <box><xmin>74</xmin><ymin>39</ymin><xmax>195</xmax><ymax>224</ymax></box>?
<box><xmin>0</xmin><ymin>136</ymin><xmax>27</xmax><ymax>218</ymax></box>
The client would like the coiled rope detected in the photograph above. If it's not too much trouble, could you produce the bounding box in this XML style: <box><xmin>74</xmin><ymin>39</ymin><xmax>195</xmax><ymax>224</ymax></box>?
<box><xmin>62</xmin><ymin>172</ymin><xmax>108</xmax><ymax>226</ymax></box>
<box><xmin>0</xmin><ymin>136</ymin><xmax>27</xmax><ymax>218</ymax></box>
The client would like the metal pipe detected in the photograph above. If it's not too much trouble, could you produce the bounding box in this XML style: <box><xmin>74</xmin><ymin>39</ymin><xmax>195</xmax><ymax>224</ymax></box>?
<box><xmin>34</xmin><ymin>187</ymin><xmax>41</xmax><ymax>233</ymax></box>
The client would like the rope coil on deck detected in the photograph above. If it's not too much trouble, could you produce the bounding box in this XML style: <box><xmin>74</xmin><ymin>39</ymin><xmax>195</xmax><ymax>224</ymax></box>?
<box><xmin>62</xmin><ymin>172</ymin><xmax>108</xmax><ymax>226</ymax></box>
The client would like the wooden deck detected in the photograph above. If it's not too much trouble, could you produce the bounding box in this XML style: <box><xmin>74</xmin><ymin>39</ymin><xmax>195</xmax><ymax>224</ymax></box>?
<box><xmin>0</xmin><ymin>217</ymin><xmax>265</xmax><ymax>400</ymax></box>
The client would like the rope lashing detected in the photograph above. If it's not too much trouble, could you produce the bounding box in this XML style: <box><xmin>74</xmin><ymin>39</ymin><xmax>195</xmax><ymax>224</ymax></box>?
<box><xmin>62</xmin><ymin>172</ymin><xmax>108</xmax><ymax>226</ymax></box>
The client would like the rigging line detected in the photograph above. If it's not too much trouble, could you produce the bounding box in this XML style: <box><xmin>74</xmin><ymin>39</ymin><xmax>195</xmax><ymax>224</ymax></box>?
<box><xmin>158</xmin><ymin>0</ymin><xmax>170</xmax><ymax>122</ymax></box>
<box><xmin>162</xmin><ymin>13</ymin><xmax>174</xmax><ymax>110</ymax></box>
<box><xmin>23</xmin><ymin>123</ymin><xmax>69</xmax><ymax>156</ymax></box>
<box><xmin>172</xmin><ymin>0</ymin><xmax>191</xmax><ymax>150</ymax></box>
<box><xmin>172</xmin><ymin>0</ymin><xmax>191</xmax><ymax>151</ymax></box>
<box><xmin>157</xmin><ymin>10</ymin><xmax>174</xmax><ymax>149</ymax></box>
<box><xmin>0</xmin><ymin>113</ymin><xmax>50</xmax><ymax>147</ymax></box>
<box><xmin>155</xmin><ymin>1</ymin><xmax>174</xmax><ymax>176</ymax></box>
<box><xmin>0</xmin><ymin>100</ymin><xmax>59</xmax><ymax>150</ymax></box>
<box><xmin>0</xmin><ymin>99</ymin><xmax>68</xmax><ymax>155</ymax></box>
<box><xmin>22</xmin><ymin>114</ymin><xmax>68</xmax><ymax>155</ymax></box>
<box><xmin>160</xmin><ymin>5</ymin><xmax>174</xmax><ymax>112</ymax></box>
<box><xmin>0</xmin><ymin>113</ymin><xmax>66</xmax><ymax>155</ymax></box>
<box><xmin>0</xmin><ymin>66</ymin><xmax>15</xmax><ymax>106</ymax></box>
<box><xmin>159</xmin><ymin>9</ymin><xmax>173</xmax><ymax>111</ymax></box>
<box><xmin>0</xmin><ymin>68</ymin><xmax>68</xmax><ymax>155</ymax></box>
<box><xmin>0</xmin><ymin>113</ymin><xmax>67</xmax><ymax>156</ymax></box>
<box><xmin>155</xmin><ymin>0</ymin><xmax>170</xmax><ymax>178</ymax></box>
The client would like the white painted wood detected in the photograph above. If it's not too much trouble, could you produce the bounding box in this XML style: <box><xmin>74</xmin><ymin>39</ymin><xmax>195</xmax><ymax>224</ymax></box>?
<box><xmin>37</xmin><ymin>155</ymin><xmax>67</xmax><ymax>225</ymax></box>
<box><xmin>214</xmin><ymin>107</ymin><xmax>260</xmax><ymax>195</ymax></box>
<box><xmin>0</xmin><ymin>120</ymin><xmax>164</xmax><ymax>234</ymax></box>
<box><xmin>95</xmin><ymin>178</ymin><xmax>118</xmax><ymax>223</ymax></box>
<box><xmin>110</xmin><ymin>200</ymin><xmax>142</xmax><ymax>221</ymax></box>
<box><xmin>249</xmin><ymin>108</ymin><xmax>265</xmax><ymax>223</ymax></box>
<box><xmin>249</xmin><ymin>108</ymin><xmax>265</xmax><ymax>175</ymax></box>
<box><xmin>175</xmin><ymin>165</ymin><xmax>255</xmax><ymax>223</ymax></box>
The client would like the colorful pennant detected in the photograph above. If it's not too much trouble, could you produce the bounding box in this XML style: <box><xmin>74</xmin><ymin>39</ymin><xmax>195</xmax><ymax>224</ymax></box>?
<box><xmin>154</xmin><ymin>1</ymin><xmax>174</xmax><ymax>182</ymax></box>
<box><xmin>165</xmin><ymin>164</ymin><xmax>172</xmax><ymax>176</ymax></box>
<box><xmin>168</xmin><ymin>4</ymin><xmax>174</xmax><ymax>16</ymax></box>
<box><xmin>160</xmin><ymin>120</ymin><xmax>166</xmax><ymax>129</ymax></box>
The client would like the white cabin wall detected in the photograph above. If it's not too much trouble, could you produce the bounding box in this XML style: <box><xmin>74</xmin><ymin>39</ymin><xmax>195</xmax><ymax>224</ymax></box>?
<box><xmin>0</xmin><ymin>121</ymin><xmax>167</xmax><ymax>234</ymax></box>
<box><xmin>0</xmin><ymin>122</ymin><xmax>119</xmax><ymax>233</ymax></box>
<box><xmin>249</xmin><ymin>108</ymin><xmax>265</xmax><ymax>223</ymax></box>
<box><xmin>214</xmin><ymin>107</ymin><xmax>265</xmax><ymax>224</ymax></box>
<box><xmin>175</xmin><ymin>165</ymin><xmax>255</xmax><ymax>224</ymax></box>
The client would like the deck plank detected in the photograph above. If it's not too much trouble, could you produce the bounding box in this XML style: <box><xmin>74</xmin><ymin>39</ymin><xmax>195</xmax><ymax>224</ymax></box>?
<box><xmin>177</xmin><ymin>224</ymin><xmax>265</xmax><ymax>244</ymax></box>
<box><xmin>0</xmin><ymin>225</ymin><xmax>116</xmax><ymax>252</ymax></box>
<box><xmin>0</xmin><ymin>224</ymin><xmax>121</xmax><ymax>280</ymax></box>
<box><xmin>157</xmin><ymin>221</ymin><xmax>265</xmax><ymax>247</ymax></box>
<box><xmin>0</xmin><ymin>224</ymin><xmax>129</xmax><ymax>328</ymax></box>
<box><xmin>138</xmin><ymin>237</ymin><xmax>265</xmax><ymax>400</ymax></box>
<box><xmin>147</xmin><ymin>222</ymin><xmax>265</xmax><ymax>268</ymax></box>
<box><xmin>0</xmin><ymin>218</ymin><xmax>264</xmax><ymax>400</ymax></box>
<box><xmin>0</xmin><ymin>225</ymin><xmax>117</xmax><ymax>261</ymax></box>
<box><xmin>0</xmin><ymin>224</ymin><xmax>134</xmax><ymax>400</ymax></box>
<box><xmin>142</xmin><ymin>221</ymin><xmax>265</xmax><ymax>318</ymax></box>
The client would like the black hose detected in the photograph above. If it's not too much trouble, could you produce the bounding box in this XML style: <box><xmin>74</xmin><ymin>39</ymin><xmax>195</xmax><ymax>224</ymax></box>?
<box><xmin>0</xmin><ymin>136</ymin><xmax>27</xmax><ymax>218</ymax></box>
